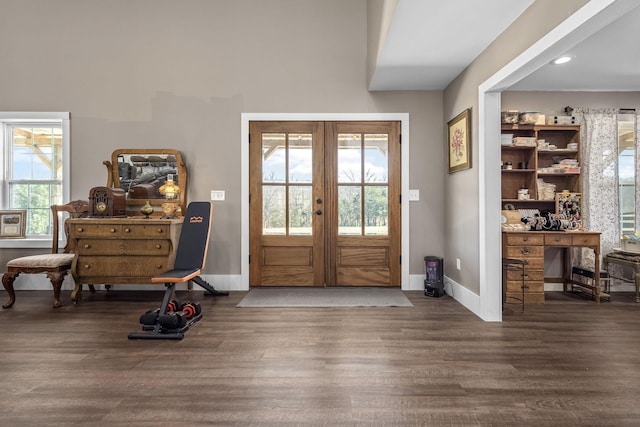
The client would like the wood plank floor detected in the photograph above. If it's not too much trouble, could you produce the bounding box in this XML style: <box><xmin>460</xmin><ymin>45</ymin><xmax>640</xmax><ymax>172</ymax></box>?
<box><xmin>1</xmin><ymin>289</ymin><xmax>639</xmax><ymax>426</ymax></box>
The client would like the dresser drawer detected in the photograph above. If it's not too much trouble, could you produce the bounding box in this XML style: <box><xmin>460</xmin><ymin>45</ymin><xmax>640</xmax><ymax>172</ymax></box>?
<box><xmin>544</xmin><ymin>234</ymin><xmax>572</xmax><ymax>246</ymax></box>
<box><xmin>71</xmin><ymin>223</ymin><xmax>170</xmax><ymax>238</ymax></box>
<box><xmin>572</xmin><ymin>234</ymin><xmax>600</xmax><ymax>247</ymax></box>
<box><xmin>76</xmin><ymin>256</ymin><xmax>169</xmax><ymax>276</ymax></box>
<box><xmin>77</xmin><ymin>239</ymin><xmax>172</xmax><ymax>255</ymax></box>
<box><xmin>504</xmin><ymin>233</ymin><xmax>543</xmax><ymax>246</ymax></box>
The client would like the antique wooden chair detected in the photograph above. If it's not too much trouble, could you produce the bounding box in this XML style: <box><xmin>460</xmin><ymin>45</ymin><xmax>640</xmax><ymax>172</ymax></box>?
<box><xmin>2</xmin><ymin>200</ymin><xmax>89</xmax><ymax>309</ymax></box>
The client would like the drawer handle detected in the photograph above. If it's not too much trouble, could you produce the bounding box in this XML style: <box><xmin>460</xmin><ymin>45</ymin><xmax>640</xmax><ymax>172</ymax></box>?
<box><xmin>157</xmin><ymin>228</ymin><xmax>164</xmax><ymax>233</ymax></box>
<box><xmin>124</xmin><ymin>228</ymin><xmax>131</xmax><ymax>233</ymax></box>
<box><xmin>523</xmin><ymin>237</ymin><xmax>528</xmax><ymax>242</ymax></box>
<box><xmin>523</xmin><ymin>274</ymin><xmax>529</xmax><ymax>279</ymax></box>
<box><xmin>156</xmin><ymin>264</ymin><xmax>163</xmax><ymax>269</ymax></box>
<box><xmin>554</xmin><ymin>238</ymin><xmax>561</xmax><ymax>242</ymax></box>
<box><xmin>110</xmin><ymin>228</ymin><xmax>116</xmax><ymax>233</ymax></box>
<box><xmin>84</xmin><ymin>264</ymin><xmax>91</xmax><ymax>269</ymax></box>
<box><xmin>156</xmin><ymin>244</ymin><xmax>162</xmax><ymax>249</ymax></box>
<box><xmin>78</xmin><ymin>227</ymin><xmax>84</xmax><ymax>232</ymax></box>
<box><xmin>84</xmin><ymin>244</ymin><xmax>91</xmax><ymax>249</ymax></box>
<box><xmin>521</xmin><ymin>248</ymin><xmax>530</xmax><ymax>255</ymax></box>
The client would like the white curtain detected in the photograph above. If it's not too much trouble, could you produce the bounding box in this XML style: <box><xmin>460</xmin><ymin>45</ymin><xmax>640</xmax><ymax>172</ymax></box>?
<box><xmin>572</xmin><ymin>108</ymin><xmax>619</xmax><ymax>268</ymax></box>
<box><xmin>636</xmin><ymin>111</ymin><xmax>640</xmax><ymax>234</ymax></box>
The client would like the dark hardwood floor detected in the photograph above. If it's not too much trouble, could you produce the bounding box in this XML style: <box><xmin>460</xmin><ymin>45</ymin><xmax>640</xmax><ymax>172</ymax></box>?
<box><xmin>1</xmin><ymin>289</ymin><xmax>639</xmax><ymax>426</ymax></box>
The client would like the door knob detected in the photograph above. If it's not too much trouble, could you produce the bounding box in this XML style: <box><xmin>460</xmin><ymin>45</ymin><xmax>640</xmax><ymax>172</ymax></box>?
<box><xmin>316</xmin><ymin>198</ymin><xmax>323</xmax><ymax>204</ymax></box>
<box><xmin>315</xmin><ymin>209</ymin><xmax>323</xmax><ymax>215</ymax></box>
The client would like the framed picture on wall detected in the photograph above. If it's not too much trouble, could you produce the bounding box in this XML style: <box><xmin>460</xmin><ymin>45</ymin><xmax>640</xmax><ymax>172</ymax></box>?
<box><xmin>0</xmin><ymin>210</ymin><xmax>26</xmax><ymax>238</ymax></box>
<box><xmin>447</xmin><ymin>108</ymin><xmax>472</xmax><ymax>173</ymax></box>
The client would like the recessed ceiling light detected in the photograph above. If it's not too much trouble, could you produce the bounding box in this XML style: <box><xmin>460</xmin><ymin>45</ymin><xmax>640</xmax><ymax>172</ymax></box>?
<box><xmin>551</xmin><ymin>55</ymin><xmax>573</xmax><ymax>65</ymax></box>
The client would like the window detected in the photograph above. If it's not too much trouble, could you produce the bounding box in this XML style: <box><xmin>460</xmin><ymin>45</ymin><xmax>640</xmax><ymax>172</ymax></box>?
<box><xmin>617</xmin><ymin>110</ymin><xmax>636</xmax><ymax>236</ymax></box>
<box><xmin>1</xmin><ymin>112</ymin><xmax>70</xmax><ymax>238</ymax></box>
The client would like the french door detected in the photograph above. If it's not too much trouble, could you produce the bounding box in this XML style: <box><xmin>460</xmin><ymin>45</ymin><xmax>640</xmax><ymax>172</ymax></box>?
<box><xmin>249</xmin><ymin>121</ymin><xmax>400</xmax><ymax>287</ymax></box>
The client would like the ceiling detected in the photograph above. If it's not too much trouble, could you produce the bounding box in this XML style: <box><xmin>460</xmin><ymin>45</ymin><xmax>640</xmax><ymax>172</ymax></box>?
<box><xmin>370</xmin><ymin>0</ymin><xmax>640</xmax><ymax>92</ymax></box>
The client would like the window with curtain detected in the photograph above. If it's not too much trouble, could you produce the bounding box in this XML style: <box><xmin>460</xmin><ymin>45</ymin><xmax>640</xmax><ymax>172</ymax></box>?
<box><xmin>573</xmin><ymin>108</ymin><xmax>639</xmax><ymax>268</ymax></box>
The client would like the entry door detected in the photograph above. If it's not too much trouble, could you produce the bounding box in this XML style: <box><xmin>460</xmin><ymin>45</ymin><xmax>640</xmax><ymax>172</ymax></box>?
<box><xmin>249</xmin><ymin>121</ymin><xmax>400</xmax><ymax>287</ymax></box>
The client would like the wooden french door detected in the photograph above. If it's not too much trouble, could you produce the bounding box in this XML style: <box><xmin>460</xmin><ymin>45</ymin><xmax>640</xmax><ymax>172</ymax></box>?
<box><xmin>249</xmin><ymin>121</ymin><xmax>401</xmax><ymax>287</ymax></box>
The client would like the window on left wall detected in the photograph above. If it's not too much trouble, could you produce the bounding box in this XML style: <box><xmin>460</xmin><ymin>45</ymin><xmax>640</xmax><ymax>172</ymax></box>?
<box><xmin>1</xmin><ymin>112</ymin><xmax>70</xmax><ymax>238</ymax></box>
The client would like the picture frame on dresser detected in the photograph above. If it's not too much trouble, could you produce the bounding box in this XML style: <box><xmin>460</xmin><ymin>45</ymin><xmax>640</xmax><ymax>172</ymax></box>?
<box><xmin>0</xmin><ymin>210</ymin><xmax>26</xmax><ymax>238</ymax></box>
<box><xmin>447</xmin><ymin>108</ymin><xmax>471</xmax><ymax>173</ymax></box>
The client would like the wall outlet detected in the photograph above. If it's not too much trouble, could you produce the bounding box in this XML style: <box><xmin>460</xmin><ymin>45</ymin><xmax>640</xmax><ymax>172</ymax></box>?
<box><xmin>409</xmin><ymin>189</ymin><xmax>420</xmax><ymax>201</ymax></box>
<box><xmin>456</xmin><ymin>258</ymin><xmax>461</xmax><ymax>270</ymax></box>
<box><xmin>210</xmin><ymin>190</ymin><xmax>225</xmax><ymax>201</ymax></box>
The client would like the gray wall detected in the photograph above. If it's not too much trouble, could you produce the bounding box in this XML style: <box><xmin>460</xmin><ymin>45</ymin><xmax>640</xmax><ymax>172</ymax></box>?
<box><xmin>442</xmin><ymin>0</ymin><xmax>590</xmax><ymax>294</ymax></box>
<box><xmin>0</xmin><ymin>0</ymin><xmax>444</xmax><ymax>282</ymax></box>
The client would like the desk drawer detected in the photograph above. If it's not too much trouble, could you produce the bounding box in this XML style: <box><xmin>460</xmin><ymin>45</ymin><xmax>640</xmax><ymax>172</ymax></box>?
<box><xmin>544</xmin><ymin>234</ymin><xmax>572</xmax><ymax>246</ymax></box>
<box><xmin>505</xmin><ymin>269</ymin><xmax>544</xmax><ymax>282</ymax></box>
<box><xmin>76</xmin><ymin>256</ymin><xmax>169</xmax><ymax>276</ymax></box>
<box><xmin>506</xmin><ymin>291</ymin><xmax>544</xmax><ymax>304</ymax></box>
<box><xmin>506</xmin><ymin>281</ymin><xmax>544</xmax><ymax>293</ymax></box>
<box><xmin>505</xmin><ymin>234</ymin><xmax>543</xmax><ymax>246</ymax></box>
<box><xmin>572</xmin><ymin>234</ymin><xmax>599</xmax><ymax>247</ymax></box>
<box><xmin>77</xmin><ymin>239</ymin><xmax>172</xmax><ymax>255</ymax></box>
<box><xmin>505</xmin><ymin>245</ymin><xmax>544</xmax><ymax>259</ymax></box>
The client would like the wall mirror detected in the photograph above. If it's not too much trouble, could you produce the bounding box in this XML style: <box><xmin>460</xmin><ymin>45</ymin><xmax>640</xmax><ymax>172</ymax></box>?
<box><xmin>103</xmin><ymin>149</ymin><xmax>187</xmax><ymax>216</ymax></box>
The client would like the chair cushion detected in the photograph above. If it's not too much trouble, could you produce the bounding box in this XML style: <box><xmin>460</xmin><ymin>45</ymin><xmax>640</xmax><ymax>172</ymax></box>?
<box><xmin>7</xmin><ymin>254</ymin><xmax>75</xmax><ymax>268</ymax></box>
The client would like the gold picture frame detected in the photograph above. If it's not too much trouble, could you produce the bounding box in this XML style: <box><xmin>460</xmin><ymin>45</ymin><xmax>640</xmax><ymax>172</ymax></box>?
<box><xmin>447</xmin><ymin>108</ymin><xmax>472</xmax><ymax>173</ymax></box>
<box><xmin>0</xmin><ymin>210</ymin><xmax>26</xmax><ymax>238</ymax></box>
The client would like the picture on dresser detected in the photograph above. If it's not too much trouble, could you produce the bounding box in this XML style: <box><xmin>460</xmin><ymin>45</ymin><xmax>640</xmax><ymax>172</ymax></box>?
<box><xmin>555</xmin><ymin>192</ymin><xmax>582</xmax><ymax>230</ymax></box>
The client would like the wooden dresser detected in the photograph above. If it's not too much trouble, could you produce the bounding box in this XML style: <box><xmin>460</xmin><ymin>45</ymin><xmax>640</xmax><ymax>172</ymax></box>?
<box><xmin>68</xmin><ymin>217</ymin><xmax>182</xmax><ymax>302</ymax></box>
<box><xmin>502</xmin><ymin>231</ymin><xmax>602</xmax><ymax>303</ymax></box>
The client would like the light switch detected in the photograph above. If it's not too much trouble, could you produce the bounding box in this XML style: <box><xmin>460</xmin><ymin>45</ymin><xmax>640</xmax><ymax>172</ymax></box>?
<box><xmin>210</xmin><ymin>190</ymin><xmax>225</xmax><ymax>201</ymax></box>
<box><xmin>409</xmin><ymin>189</ymin><xmax>420</xmax><ymax>201</ymax></box>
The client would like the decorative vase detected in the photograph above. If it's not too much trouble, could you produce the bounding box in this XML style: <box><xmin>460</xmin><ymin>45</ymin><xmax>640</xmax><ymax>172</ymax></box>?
<box><xmin>141</xmin><ymin>201</ymin><xmax>154</xmax><ymax>218</ymax></box>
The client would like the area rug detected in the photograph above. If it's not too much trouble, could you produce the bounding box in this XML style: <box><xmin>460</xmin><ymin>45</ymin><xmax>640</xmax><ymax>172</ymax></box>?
<box><xmin>236</xmin><ymin>287</ymin><xmax>413</xmax><ymax>308</ymax></box>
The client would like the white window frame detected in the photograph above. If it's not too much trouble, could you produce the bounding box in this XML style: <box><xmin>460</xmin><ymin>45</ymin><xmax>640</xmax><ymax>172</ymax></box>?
<box><xmin>0</xmin><ymin>112</ymin><xmax>70</xmax><ymax>249</ymax></box>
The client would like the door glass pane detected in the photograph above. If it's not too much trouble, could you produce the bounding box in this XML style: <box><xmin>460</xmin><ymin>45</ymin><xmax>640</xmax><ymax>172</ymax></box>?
<box><xmin>338</xmin><ymin>186</ymin><xmax>361</xmax><ymax>235</ymax></box>
<box><xmin>288</xmin><ymin>133</ymin><xmax>312</xmax><ymax>183</ymax></box>
<box><xmin>338</xmin><ymin>133</ymin><xmax>362</xmax><ymax>183</ymax></box>
<box><xmin>262</xmin><ymin>133</ymin><xmax>286</xmax><ymax>183</ymax></box>
<box><xmin>263</xmin><ymin>185</ymin><xmax>286</xmax><ymax>235</ymax></box>
<box><xmin>289</xmin><ymin>185</ymin><xmax>312</xmax><ymax>235</ymax></box>
<box><xmin>365</xmin><ymin>186</ymin><xmax>388</xmax><ymax>235</ymax></box>
<box><xmin>364</xmin><ymin>134</ymin><xmax>388</xmax><ymax>183</ymax></box>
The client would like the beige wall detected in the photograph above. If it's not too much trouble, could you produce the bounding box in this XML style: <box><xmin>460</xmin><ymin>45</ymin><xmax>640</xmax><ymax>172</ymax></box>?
<box><xmin>442</xmin><ymin>0</ymin><xmax>590</xmax><ymax>293</ymax></box>
<box><xmin>0</xmin><ymin>0</ymin><xmax>444</xmax><ymax>282</ymax></box>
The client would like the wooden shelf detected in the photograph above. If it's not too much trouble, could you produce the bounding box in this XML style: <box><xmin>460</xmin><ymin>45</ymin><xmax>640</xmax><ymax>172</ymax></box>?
<box><xmin>501</xmin><ymin>124</ymin><xmax>581</xmax><ymax>211</ymax></box>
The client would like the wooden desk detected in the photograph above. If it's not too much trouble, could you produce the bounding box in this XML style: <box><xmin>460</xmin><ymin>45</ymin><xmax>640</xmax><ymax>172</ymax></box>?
<box><xmin>603</xmin><ymin>251</ymin><xmax>640</xmax><ymax>303</ymax></box>
<box><xmin>68</xmin><ymin>217</ymin><xmax>182</xmax><ymax>302</ymax></box>
<box><xmin>502</xmin><ymin>231</ymin><xmax>602</xmax><ymax>303</ymax></box>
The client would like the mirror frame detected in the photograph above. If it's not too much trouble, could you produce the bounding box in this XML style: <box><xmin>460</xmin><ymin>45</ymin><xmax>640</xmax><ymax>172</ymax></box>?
<box><xmin>104</xmin><ymin>149</ymin><xmax>187</xmax><ymax>216</ymax></box>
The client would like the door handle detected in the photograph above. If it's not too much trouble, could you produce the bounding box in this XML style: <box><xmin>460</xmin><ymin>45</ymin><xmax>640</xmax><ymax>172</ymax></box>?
<box><xmin>315</xmin><ymin>209</ymin><xmax>323</xmax><ymax>215</ymax></box>
<box><xmin>316</xmin><ymin>198</ymin><xmax>323</xmax><ymax>204</ymax></box>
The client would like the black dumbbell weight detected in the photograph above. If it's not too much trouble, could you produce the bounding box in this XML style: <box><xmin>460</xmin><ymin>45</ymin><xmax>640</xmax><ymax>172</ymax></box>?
<box><xmin>180</xmin><ymin>302</ymin><xmax>201</xmax><ymax>319</ymax></box>
<box><xmin>158</xmin><ymin>312</ymin><xmax>187</xmax><ymax>330</ymax></box>
<box><xmin>166</xmin><ymin>300</ymin><xmax>180</xmax><ymax>313</ymax></box>
<box><xmin>139</xmin><ymin>309</ymin><xmax>160</xmax><ymax>326</ymax></box>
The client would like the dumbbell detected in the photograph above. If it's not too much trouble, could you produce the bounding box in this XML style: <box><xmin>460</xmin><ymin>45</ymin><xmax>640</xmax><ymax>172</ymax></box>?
<box><xmin>180</xmin><ymin>302</ymin><xmax>201</xmax><ymax>319</ymax></box>
<box><xmin>158</xmin><ymin>311</ymin><xmax>187</xmax><ymax>330</ymax></box>
<box><xmin>139</xmin><ymin>309</ymin><xmax>160</xmax><ymax>326</ymax></box>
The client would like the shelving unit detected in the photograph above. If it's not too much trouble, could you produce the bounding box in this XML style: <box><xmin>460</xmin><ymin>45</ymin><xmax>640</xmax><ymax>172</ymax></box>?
<box><xmin>501</xmin><ymin>124</ymin><xmax>581</xmax><ymax>211</ymax></box>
